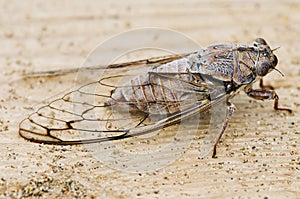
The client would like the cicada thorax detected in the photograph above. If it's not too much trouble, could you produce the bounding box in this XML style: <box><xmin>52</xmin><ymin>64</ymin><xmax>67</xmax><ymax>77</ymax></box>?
<box><xmin>231</xmin><ymin>48</ymin><xmax>257</xmax><ymax>85</ymax></box>
<box><xmin>199</xmin><ymin>41</ymin><xmax>277</xmax><ymax>89</ymax></box>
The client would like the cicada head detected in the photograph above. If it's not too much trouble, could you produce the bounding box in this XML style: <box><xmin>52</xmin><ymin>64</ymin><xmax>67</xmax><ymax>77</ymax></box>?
<box><xmin>253</xmin><ymin>38</ymin><xmax>278</xmax><ymax>77</ymax></box>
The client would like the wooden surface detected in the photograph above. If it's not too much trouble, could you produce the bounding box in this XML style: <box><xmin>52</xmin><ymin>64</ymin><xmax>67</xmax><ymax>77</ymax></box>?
<box><xmin>0</xmin><ymin>0</ymin><xmax>299</xmax><ymax>198</ymax></box>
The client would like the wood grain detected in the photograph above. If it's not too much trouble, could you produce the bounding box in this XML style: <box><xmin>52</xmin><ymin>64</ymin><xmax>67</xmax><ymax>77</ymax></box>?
<box><xmin>0</xmin><ymin>0</ymin><xmax>299</xmax><ymax>198</ymax></box>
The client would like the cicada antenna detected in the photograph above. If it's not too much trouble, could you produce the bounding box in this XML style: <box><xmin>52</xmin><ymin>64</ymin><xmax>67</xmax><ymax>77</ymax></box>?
<box><xmin>271</xmin><ymin>46</ymin><xmax>280</xmax><ymax>52</ymax></box>
<box><xmin>271</xmin><ymin>46</ymin><xmax>284</xmax><ymax>77</ymax></box>
<box><xmin>274</xmin><ymin>68</ymin><xmax>285</xmax><ymax>77</ymax></box>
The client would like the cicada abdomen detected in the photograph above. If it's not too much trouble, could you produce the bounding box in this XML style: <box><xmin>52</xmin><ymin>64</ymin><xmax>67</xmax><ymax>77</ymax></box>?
<box><xmin>106</xmin><ymin>57</ymin><xmax>208</xmax><ymax>115</ymax></box>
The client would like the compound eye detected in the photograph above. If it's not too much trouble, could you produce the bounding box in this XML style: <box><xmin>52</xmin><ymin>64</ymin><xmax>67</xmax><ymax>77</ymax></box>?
<box><xmin>255</xmin><ymin>38</ymin><xmax>267</xmax><ymax>45</ymax></box>
<box><xmin>258</xmin><ymin>62</ymin><xmax>269</xmax><ymax>76</ymax></box>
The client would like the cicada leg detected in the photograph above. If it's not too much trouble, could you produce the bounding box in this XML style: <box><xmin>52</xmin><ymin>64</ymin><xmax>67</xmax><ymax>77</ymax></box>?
<box><xmin>212</xmin><ymin>101</ymin><xmax>236</xmax><ymax>158</ymax></box>
<box><xmin>245</xmin><ymin>80</ymin><xmax>292</xmax><ymax>113</ymax></box>
<box><xmin>259</xmin><ymin>78</ymin><xmax>274</xmax><ymax>90</ymax></box>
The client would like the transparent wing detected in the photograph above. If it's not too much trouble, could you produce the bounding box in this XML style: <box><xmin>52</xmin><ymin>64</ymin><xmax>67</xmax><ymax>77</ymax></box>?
<box><xmin>19</xmin><ymin>53</ymin><xmax>197</xmax><ymax>144</ymax></box>
<box><xmin>19</xmin><ymin>72</ymin><xmax>227</xmax><ymax>144</ymax></box>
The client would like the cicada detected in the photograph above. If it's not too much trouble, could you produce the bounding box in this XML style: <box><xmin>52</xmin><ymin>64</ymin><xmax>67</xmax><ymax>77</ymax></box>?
<box><xmin>19</xmin><ymin>38</ymin><xmax>291</xmax><ymax>158</ymax></box>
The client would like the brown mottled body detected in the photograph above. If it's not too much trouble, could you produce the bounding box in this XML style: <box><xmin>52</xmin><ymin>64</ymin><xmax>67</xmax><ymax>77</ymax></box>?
<box><xmin>19</xmin><ymin>38</ymin><xmax>291</xmax><ymax>158</ymax></box>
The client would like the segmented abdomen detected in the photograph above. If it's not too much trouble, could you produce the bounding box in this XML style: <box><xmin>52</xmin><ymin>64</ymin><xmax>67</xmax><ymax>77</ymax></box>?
<box><xmin>106</xmin><ymin>56</ymin><xmax>208</xmax><ymax>115</ymax></box>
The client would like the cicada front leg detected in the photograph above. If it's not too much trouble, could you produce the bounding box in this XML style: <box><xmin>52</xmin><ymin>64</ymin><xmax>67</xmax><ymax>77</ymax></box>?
<box><xmin>244</xmin><ymin>80</ymin><xmax>292</xmax><ymax>113</ymax></box>
<box><xmin>259</xmin><ymin>79</ymin><xmax>274</xmax><ymax>90</ymax></box>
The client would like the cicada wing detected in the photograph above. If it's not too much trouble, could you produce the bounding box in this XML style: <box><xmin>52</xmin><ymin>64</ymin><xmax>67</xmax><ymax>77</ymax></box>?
<box><xmin>19</xmin><ymin>52</ymin><xmax>198</xmax><ymax>144</ymax></box>
<box><xmin>18</xmin><ymin>70</ymin><xmax>191</xmax><ymax>144</ymax></box>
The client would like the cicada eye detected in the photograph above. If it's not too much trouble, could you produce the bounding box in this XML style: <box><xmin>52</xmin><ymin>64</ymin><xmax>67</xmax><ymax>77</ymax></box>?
<box><xmin>257</xmin><ymin>62</ymin><xmax>269</xmax><ymax>76</ymax></box>
<box><xmin>255</xmin><ymin>38</ymin><xmax>267</xmax><ymax>45</ymax></box>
